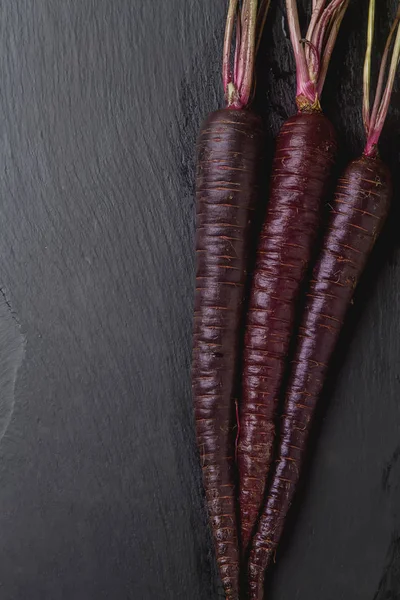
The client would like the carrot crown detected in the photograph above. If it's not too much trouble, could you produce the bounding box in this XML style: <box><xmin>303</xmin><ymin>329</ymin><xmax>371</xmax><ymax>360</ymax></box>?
<box><xmin>286</xmin><ymin>0</ymin><xmax>350</xmax><ymax>112</ymax></box>
<box><xmin>363</xmin><ymin>1</ymin><xmax>400</xmax><ymax>158</ymax></box>
<box><xmin>223</xmin><ymin>0</ymin><xmax>270</xmax><ymax>109</ymax></box>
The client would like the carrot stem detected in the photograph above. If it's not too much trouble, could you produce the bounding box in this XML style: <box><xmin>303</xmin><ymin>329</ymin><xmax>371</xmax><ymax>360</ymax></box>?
<box><xmin>317</xmin><ymin>0</ymin><xmax>349</xmax><ymax>95</ymax></box>
<box><xmin>223</xmin><ymin>0</ymin><xmax>239</xmax><ymax>97</ymax></box>
<box><xmin>286</xmin><ymin>0</ymin><xmax>349</xmax><ymax>109</ymax></box>
<box><xmin>369</xmin><ymin>5</ymin><xmax>400</xmax><ymax>134</ymax></box>
<box><xmin>234</xmin><ymin>5</ymin><xmax>242</xmax><ymax>86</ymax></box>
<box><xmin>223</xmin><ymin>0</ymin><xmax>269</xmax><ymax>109</ymax></box>
<box><xmin>363</xmin><ymin>0</ymin><xmax>375</xmax><ymax>133</ymax></box>
<box><xmin>313</xmin><ymin>0</ymin><xmax>346</xmax><ymax>60</ymax></box>
<box><xmin>301</xmin><ymin>39</ymin><xmax>320</xmax><ymax>83</ymax></box>
<box><xmin>364</xmin><ymin>2</ymin><xmax>400</xmax><ymax>157</ymax></box>
<box><xmin>306</xmin><ymin>0</ymin><xmax>326</xmax><ymax>64</ymax></box>
<box><xmin>237</xmin><ymin>0</ymin><xmax>259</xmax><ymax>107</ymax></box>
<box><xmin>286</xmin><ymin>0</ymin><xmax>314</xmax><ymax>102</ymax></box>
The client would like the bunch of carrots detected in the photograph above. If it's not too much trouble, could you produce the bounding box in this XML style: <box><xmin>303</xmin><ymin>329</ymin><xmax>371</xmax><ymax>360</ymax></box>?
<box><xmin>192</xmin><ymin>0</ymin><xmax>399</xmax><ymax>598</ymax></box>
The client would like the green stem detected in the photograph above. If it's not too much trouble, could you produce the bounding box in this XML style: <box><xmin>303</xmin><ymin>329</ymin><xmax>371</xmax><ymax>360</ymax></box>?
<box><xmin>369</xmin><ymin>5</ymin><xmax>400</xmax><ymax>135</ymax></box>
<box><xmin>364</xmin><ymin>2</ymin><xmax>400</xmax><ymax>157</ymax></box>
<box><xmin>236</xmin><ymin>0</ymin><xmax>259</xmax><ymax>106</ymax></box>
<box><xmin>223</xmin><ymin>0</ymin><xmax>269</xmax><ymax>109</ymax></box>
<box><xmin>223</xmin><ymin>0</ymin><xmax>239</xmax><ymax>98</ymax></box>
<box><xmin>363</xmin><ymin>0</ymin><xmax>375</xmax><ymax>134</ymax></box>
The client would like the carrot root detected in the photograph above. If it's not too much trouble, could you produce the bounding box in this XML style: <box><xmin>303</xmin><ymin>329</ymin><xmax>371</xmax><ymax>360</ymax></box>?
<box><xmin>239</xmin><ymin>111</ymin><xmax>337</xmax><ymax>559</ymax></box>
<box><xmin>194</xmin><ymin>108</ymin><xmax>264</xmax><ymax>599</ymax></box>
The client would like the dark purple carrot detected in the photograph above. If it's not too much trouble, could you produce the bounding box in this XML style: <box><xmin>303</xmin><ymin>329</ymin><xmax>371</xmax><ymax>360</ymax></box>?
<box><xmin>192</xmin><ymin>2</ymin><xmax>269</xmax><ymax>597</ymax></box>
<box><xmin>249</xmin><ymin>3</ymin><xmax>399</xmax><ymax>597</ymax></box>
<box><xmin>238</xmin><ymin>0</ymin><xmax>349</xmax><ymax>558</ymax></box>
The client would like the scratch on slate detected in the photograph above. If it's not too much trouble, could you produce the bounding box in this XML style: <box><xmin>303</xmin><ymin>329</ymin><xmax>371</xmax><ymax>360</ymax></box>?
<box><xmin>376</xmin><ymin>444</ymin><xmax>400</xmax><ymax>599</ymax></box>
<box><xmin>0</xmin><ymin>287</ymin><xmax>26</xmax><ymax>443</ymax></box>
<box><xmin>281</xmin><ymin>15</ymin><xmax>288</xmax><ymax>40</ymax></box>
<box><xmin>373</xmin><ymin>533</ymin><xmax>400</xmax><ymax>600</ymax></box>
<box><xmin>382</xmin><ymin>445</ymin><xmax>400</xmax><ymax>492</ymax></box>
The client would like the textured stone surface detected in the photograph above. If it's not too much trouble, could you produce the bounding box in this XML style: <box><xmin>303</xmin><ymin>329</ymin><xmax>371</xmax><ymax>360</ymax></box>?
<box><xmin>0</xmin><ymin>1</ymin><xmax>398</xmax><ymax>598</ymax></box>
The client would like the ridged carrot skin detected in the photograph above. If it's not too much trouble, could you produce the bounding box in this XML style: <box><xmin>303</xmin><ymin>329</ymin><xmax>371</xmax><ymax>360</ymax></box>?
<box><xmin>193</xmin><ymin>108</ymin><xmax>264</xmax><ymax>599</ymax></box>
<box><xmin>248</xmin><ymin>155</ymin><xmax>392</xmax><ymax>599</ymax></box>
<box><xmin>238</xmin><ymin>111</ymin><xmax>337</xmax><ymax>554</ymax></box>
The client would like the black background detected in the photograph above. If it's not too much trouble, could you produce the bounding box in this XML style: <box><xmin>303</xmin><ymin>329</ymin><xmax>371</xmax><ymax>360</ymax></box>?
<box><xmin>0</xmin><ymin>1</ymin><xmax>399</xmax><ymax>599</ymax></box>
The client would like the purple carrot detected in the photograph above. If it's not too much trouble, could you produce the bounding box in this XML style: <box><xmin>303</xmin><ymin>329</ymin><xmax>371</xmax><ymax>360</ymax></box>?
<box><xmin>249</xmin><ymin>3</ymin><xmax>399</xmax><ymax>598</ymax></box>
<box><xmin>192</xmin><ymin>2</ymin><xmax>269</xmax><ymax>597</ymax></box>
<box><xmin>238</xmin><ymin>0</ymin><xmax>349</xmax><ymax>560</ymax></box>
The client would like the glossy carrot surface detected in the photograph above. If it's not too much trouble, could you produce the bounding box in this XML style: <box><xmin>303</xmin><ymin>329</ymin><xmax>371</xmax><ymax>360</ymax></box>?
<box><xmin>248</xmin><ymin>154</ymin><xmax>392</xmax><ymax>599</ymax></box>
<box><xmin>238</xmin><ymin>111</ymin><xmax>337</xmax><ymax>553</ymax></box>
<box><xmin>192</xmin><ymin>2</ymin><xmax>270</xmax><ymax>595</ymax></box>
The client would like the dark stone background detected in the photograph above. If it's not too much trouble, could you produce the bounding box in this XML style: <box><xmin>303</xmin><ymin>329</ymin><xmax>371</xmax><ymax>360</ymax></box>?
<box><xmin>0</xmin><ymin>1</ymin><xmax>398</xmax><ymax>598</ymax></box>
